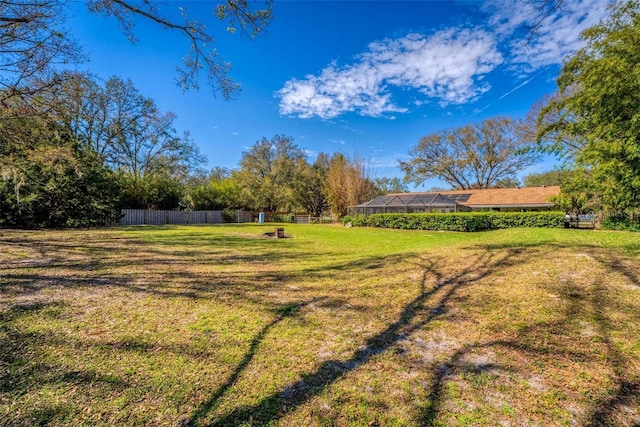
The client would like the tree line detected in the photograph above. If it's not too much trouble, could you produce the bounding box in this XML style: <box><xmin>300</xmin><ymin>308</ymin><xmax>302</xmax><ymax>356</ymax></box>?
<box><xmin>0</xmin><ymin>72</ymin><xmax>410</xmax><ymax>227</ymax></box>
<box><xmin>2</xmin><ymin>0</ymin><xmax>640</xmax><ymax>227</ymax></box>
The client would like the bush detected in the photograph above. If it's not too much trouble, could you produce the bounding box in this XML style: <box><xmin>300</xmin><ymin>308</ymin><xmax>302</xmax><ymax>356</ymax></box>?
<box><xmin>344</xmin><ymin>211</ymin><xmax>565</xmax><ymax>232</ymax></box>
<box><xmin>272</xmin><ymin>213</ymin><xmax>295</xmax><ymax>223</ymax></box>
<box><xmin>487</xmin><ymin>211</ymin><xmax>566</xmax><ymax>229</ymax></box>
<box><xmin>602</xmin><ymin>215</ymin><xmax>640</xmax><ymax>232</ymax></box>
<box><xmin>342</xmin><ymin>214</ymin><xmax>368</xmax><ymax>226</ymax></box>
<box><xmin>222</xmin><ymin>210</ymin><xmax>236</xmax><ymax>223</ymax></box>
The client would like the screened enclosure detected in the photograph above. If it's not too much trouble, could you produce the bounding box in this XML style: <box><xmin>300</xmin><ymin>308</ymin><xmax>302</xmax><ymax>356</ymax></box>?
<box><xmin>349</xmin><ymin>193</ymin><xmax>469</xmax><ymax>216</ymax></box>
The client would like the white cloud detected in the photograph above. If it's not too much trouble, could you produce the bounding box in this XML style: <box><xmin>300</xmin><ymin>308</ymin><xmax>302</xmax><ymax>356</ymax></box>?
<box><xmin>369</xmin><ymin>152</ymin><xmax>412</xmax><ymax>169</ymax></box>
<box><xmin>486</xmin><ymin>0</ymin><xmax>610</xmax><ymax>69</ymax></box>
<box><xmin>277</xmin><ymin>0</ymin><xmax>611</xmax><ymax>120</ymax></box>
<box><xmin>277</xmin><ymin>29</ymin><xmax>502</xmax><ymax>119</ymax></box>
<box><xmin>304</xmin><ymin>149</ymin><xmax>319</xmax><ymax>159</ymax></box>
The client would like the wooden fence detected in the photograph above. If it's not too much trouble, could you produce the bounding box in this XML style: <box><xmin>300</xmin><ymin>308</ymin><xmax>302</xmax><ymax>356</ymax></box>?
<box><xmin>294</xmin><ymin>214</ymin><xmax>335</xmax><ymax>224</ymax></box>
<box><xmin>107</xmin><ymin>210</ymin><xmax>327</xmax><ymax>226</ymax></box>
<box><xmin>118</xmin><ymin>209</ymin><xmax>254</xmax><ymax>226</ymax></box>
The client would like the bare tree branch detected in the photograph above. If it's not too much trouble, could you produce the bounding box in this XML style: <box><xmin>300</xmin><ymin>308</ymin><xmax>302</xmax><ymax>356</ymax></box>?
<box><xmin>401</xmin><ymin>117</ymin><xmax>541</xmax><ymax>190</ymax></box>
<box><xmin>87</xmin><ymin>0</ymin><xmax>272</xmax><ymax>96</ymax></box>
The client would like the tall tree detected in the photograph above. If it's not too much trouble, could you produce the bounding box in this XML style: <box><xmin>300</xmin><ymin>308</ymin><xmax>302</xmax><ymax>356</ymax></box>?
<box><xmin>538</xmin><ymin>0</ymin><xmax>640</xmax><ymax>211</ymax></box>
<box><xmin>400</xmin><ymin>117</ymin><xmax>541</xmax><ymax>190</ymax></box>
<box><xmin>187</xmin><ymin>167</ymin><xmax>241</xmax><ymax>210</ymax></box>
<box><xmin>546</xmin><ymin>167</ymin><xmax>600</xmax><ymax>214</ymax></box>
<box><xmin>523</xmin><ymin>88</ymin><xmax>587</xmax><ymax>159</ymax></box>
<box><xmin>46</xmin><ymin>74</ymin><xmax>204</xmax><ymax>210</ymax></box>
<box><xmin>524</xmin><ymin>167</ymin><xmax>572</xmax><ymax>187</ymax></box>
<box><xmin>52</xmin><ymin>75</ymin><xmax>204</xmax><ymax>178</ymax></box>
<box><xmin>293</xmin><ymin>153</ymin><xmax>329</xmax><ymax>216</ymax></box>
<box><xmin>235</xmin><ymin>135</ymin><xmax>307</xmax><ymax>212</ymax></box>
<box><xmin>373</xmin><ymin>177</ymin><xmax>409</xmax><ymax>195</ymax></box>
<box><xmin>325</xmin><ymin>153</ymin><xmax>375</xmax><ymax>218</ymax></box>
<box><xmin>0</xmin><ymin>98</ymin><xmax>118</xmax><ymax>227</ymax></box>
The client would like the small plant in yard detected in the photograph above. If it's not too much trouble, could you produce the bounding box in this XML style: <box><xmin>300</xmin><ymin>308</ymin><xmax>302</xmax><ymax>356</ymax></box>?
<box><xmin>0</xmin><ymin>225</ymin><xmax>639</xmax><ymax>426</ymax></box>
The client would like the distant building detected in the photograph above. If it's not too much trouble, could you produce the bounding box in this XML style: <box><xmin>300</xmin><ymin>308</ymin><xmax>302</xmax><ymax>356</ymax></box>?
<box><xmin>349</xmin><ymin>186</ymin><xmax>561</xmax><ymax>216</ymax></box>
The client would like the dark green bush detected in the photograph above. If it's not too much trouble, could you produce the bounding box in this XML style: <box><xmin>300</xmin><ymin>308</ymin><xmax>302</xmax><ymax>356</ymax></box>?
<box><xmin>272</xmin><ymin>213</ymin><xmax>295</xmax><ymax>223</ymax></box>
<box><xmin>345</xmin><ymin>211</ymin><xmax>565</xmax><ymax>232</ymax></box>
<box><xmin>222</xmin><ymin>210</ymin><xmax>236</xmax><ymax>223</ymax></box>
<box><xmin>487</xmin><ymin>211</ymin><xmax>565</xmax><ymax>229</ymax></box>
<box><xmin>342</xmin><ymin>214</ymin><xmax>368</xmax><ymax>226</ymax></box>
<box><xmin>602</xmin><ymin>215</ymin><xmax>640</xmax><ymax>232</ymax></box>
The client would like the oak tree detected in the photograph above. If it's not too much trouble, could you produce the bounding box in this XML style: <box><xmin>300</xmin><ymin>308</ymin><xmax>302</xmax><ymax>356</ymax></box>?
<box><xmin>235</xmin><ymin>135</ymin><xmax>307</xmax><ymax>212</ymax></box>
<box><xmin>401</xmin><ymin>117</ymin><xmax>540</xmax><ymax>190</ymax></box>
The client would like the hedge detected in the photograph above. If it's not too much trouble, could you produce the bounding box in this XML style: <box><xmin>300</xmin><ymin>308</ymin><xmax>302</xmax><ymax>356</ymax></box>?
<box><xmin>601</xmin><ymin>215</ymin><xmax>640</xmax><ymax>232</ymax></box>
<box><xmin>342</xmin><ymin>211</ymin><xmax>565</xmax><ymax>232</ymax></box>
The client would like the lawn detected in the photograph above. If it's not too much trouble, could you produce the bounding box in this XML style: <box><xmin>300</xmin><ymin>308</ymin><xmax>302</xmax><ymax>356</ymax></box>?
<box><xmin>1</xmin><ymin>224</ymin><xmax>639</xmax><ymax>426</ymax></box>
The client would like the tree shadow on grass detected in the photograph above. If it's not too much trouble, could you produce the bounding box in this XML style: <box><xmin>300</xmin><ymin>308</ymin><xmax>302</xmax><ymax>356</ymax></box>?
<box><xmin>200</xmin><ymin>248</ymin><xmax>523</xmax><ymax>426</ymax></box>
<box><xmin>583</xmin><ymin>263</ymin><xmax>640</xmax><ymax>426</ymax></box>
<box><xmin>182</xmin><ymin>299</ymin><xmax>324</xmax><ymax>427</ymax></box>
<box><xmin>419</xmin><ymin>241</ymin><xmax>640</xmax><ymax>426</ymax></box>
<box><xmin>0</xmin><ymin>232</ymin><xmax>324</xmax><ymax>303</ymax></box>
<box><xmin>0</xmin><ymin>302</ymin><xmax>131</xmax><ymax>425</ymax></box>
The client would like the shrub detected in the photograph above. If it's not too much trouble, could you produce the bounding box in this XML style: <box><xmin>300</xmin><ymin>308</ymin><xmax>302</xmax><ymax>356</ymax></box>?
<box><xmin>222</xmin><ymin>210</ymin><xmax>236</xmax><ymax>223</ymax></box>
<box><xmin>346</xmin><ymin>211</ymin><xmax>565</xmax><ymax>232</ymax></box>
<box><xmin>272</xmin><ymin>213</ymin><xmax>295</xmax><ymax>223</ymax></box>
<box><xmin>602</xmin><ymin>215</ymin><xmax>640</xmax><ymax>232</ymax></box>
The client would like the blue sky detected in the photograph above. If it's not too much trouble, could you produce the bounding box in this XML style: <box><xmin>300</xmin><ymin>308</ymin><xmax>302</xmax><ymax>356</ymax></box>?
<box><xmin>66</xmin><ymin>0</ymin><xmax>611</xmax><ymax>190</ymax></box>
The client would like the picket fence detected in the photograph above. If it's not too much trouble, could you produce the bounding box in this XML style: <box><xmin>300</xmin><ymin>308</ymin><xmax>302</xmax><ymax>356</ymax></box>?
<box><xmin>118</xmin><ymin>209</ymin><xmax>254</xmax><ymax>226</ymax></box>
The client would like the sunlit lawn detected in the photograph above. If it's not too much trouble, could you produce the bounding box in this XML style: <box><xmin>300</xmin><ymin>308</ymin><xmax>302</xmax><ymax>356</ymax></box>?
<box><xmin>1</xmin><ymin>224</ymin><xmax>639</xmax><ymax>426</ymax></box>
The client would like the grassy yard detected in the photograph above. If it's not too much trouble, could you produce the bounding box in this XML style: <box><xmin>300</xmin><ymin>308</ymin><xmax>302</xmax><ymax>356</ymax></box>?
<box><xmin>1</xmin><ymin>224</ymin><xmax>639</xmax><ymax>426</ymax></box>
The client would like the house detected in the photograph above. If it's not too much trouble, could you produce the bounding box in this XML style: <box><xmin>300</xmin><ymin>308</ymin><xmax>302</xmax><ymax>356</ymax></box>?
<box><xmin>348</xmin><ymin>186</ymin><xmax>561</xmax><ymax>216</ymax></box>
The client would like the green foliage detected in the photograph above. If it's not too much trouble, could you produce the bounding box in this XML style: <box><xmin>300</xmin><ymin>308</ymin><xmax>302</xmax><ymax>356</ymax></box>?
<box><xmin>373</xmin><ymin>177</ymin><xmax>409</xmax><ymax>195</ymax></box>
<box><xmin>272</xmin><ymin>213</ymin><xmax>295</xmax><ymax>223</ymax></box>
<box><xmin>187</xmin><ymin>175</ymin><xmax>240</xmax><ymax>210</ymax></box>
<box><xmin>1</xmin><ymin>149</ymin><xmax>119</xmax><ymax>228</ymax></box>
<box><xmin>235</xmin><ymin>135</ymin><xmax>307</xmax><ymax>212</ymax></box>
<box><xmin>539</xmin><ymin>1</ymin><xmax>640</xmax><ymax>211</ymax></box>
<box><xmin>344</xmin><ymin>212</ymin><xmax>565</xmax><ymax>232</ymax></box>
<box><xmin>292</xmin><ymin>154</ymin><xmax>328</xmax><ymax>216</ymax></box>
<box><xmin>116</xmin><ymin>173</ymin><xmax>185</xmax><ymax>210</ymax></box>
<box><xmin>0</xmin><ymin>110</ymin><xmax>119</xmax><ymax>228</ymax></box>
<box><xmin>1</xmin><ymin>74</ymin><xmax>205</xmax><ymax>225</ymax></box>
<box><xmin>601</xmin><ymin>215</ymin><xmax>640</xmax><ymax>232</ymax></box>
<box><xmin>222</xmin><ymin>209</ymin><xmax>237</xmax><ymax>223</ymax></box>
<box><xmin>494</xmin><ymin>177</ymin><xmax>521</xmax><ymax>188</ymax></box>
<box><xmin>524</xmin><ymin>168</ymin><xmax>570</xmax><ymax>187</ymax></box>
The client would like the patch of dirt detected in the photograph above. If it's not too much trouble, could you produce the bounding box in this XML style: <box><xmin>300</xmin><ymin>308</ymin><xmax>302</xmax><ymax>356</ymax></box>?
<box><xmin>399</xmin><ymin>331</ymin><xmax>460</xmax><ymax>364</ymax></box>
<box><xmin>526</xmin><ymin>375</ymin><xmax>547</xmax><ymax>391</ymax></box>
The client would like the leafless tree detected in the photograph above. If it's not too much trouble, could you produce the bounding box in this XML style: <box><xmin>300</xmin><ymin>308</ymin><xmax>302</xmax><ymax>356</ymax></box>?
<box><xmin>0</xmin><ymin>1</ymin><xmax>81</xmax><ymax>105</ymax></box>
<box><xmin>400</xmin><ymin>117</ymin><xmax>541</xmax><ymax>190</ymax></box>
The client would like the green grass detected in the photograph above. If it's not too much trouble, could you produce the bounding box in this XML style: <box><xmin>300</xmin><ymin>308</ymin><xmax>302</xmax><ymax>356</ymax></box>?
<box><xmin>1</xmin><ymin>224</ymin><xmax>639</xmax><ymax>426</ymax></box>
